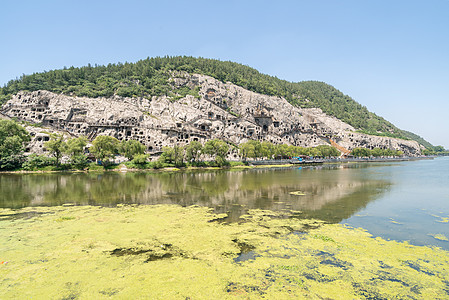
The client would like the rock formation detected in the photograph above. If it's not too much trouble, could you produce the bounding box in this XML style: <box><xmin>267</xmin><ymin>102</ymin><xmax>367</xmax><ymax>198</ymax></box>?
<box><xmin>1</xmin><ymin>73</ymin><xmax>423</xmax><ymax>156</ymax></box>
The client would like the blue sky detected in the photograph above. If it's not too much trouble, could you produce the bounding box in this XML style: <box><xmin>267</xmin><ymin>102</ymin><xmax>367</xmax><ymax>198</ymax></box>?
<box><xmin>1</xmin><ymin>0</ymin><xmax>448</xmax><ymax>148</ymax></box>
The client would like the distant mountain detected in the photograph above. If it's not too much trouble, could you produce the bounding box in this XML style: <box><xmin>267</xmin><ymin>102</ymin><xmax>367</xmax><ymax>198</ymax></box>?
<box><xmin>0</xmin><ymin>56</ymin><xmax>433</xmax><ymax>148</ymax></box>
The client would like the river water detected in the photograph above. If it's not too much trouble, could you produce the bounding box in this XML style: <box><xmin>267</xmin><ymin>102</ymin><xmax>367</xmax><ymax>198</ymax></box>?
<box><xmin>1</xmin><ymin>157</ymin><xmax>448</xmax><ymax>250</ymax></box>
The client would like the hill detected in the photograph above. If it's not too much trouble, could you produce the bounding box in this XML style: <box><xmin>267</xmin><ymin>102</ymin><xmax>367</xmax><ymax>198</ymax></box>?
<box><xmin>0</xmin><ymin>56</ymin><xmax>432</xmax><ymax>149</ymax></box>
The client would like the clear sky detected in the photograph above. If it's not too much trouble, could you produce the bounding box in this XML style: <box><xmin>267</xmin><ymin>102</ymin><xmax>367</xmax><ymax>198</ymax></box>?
<box><xmin>1</xmin><ymin>0</ymin><xmax>448</xmax><ymax>148</ymax></box>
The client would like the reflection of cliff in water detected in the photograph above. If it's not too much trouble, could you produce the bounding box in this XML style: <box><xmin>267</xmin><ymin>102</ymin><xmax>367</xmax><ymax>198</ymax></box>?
<box><xmin>0</xmin><ymin>165</ymin><xmax>390</xmax><ymax>223</ymax></box>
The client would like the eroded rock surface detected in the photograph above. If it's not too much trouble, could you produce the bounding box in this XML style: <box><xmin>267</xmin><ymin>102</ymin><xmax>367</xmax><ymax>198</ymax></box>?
<box><xmin>1</xmin><ymin>74</ymin><xmax>422</xmax><ymax>156</ymax></box>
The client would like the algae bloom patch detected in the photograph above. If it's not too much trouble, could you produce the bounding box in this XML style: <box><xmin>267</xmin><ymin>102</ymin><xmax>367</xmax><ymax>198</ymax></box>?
<box><xmin>429</xmin><ymin>233</ymin><xmax>449</xmax><ymax>241</ymax></box>
<box><xmin>1</xmin><ymin>205</ymin><xmax>448</xmax><ymax>299</ymax></box>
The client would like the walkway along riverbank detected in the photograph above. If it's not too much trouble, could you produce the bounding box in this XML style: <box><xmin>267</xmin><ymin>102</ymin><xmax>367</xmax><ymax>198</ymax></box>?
<box><xmin>247</xmin><ymin>156</ymin><xmax>434</xmax><ymax>166</ymax></box>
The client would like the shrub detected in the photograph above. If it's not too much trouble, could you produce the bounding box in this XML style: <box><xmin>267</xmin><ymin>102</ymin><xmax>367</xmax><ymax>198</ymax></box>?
<box><xmin>70</xmin><ymin>154</ymin><xmax>89</xmax><ymax>170</ymax></box>
<box><xmin>22</xmin><ymin>154</ymin><xmax>56</xmax><ymax>170</ymax></box>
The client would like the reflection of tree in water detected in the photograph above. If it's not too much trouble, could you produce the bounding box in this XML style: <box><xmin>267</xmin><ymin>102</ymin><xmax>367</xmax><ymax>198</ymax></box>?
<box><xmin>0</xmin><ymin>165</ymin><xmax>391</xmax><ymax>223</ymax></box>
<box><xmin>152</xmin><ymin>166</ymin><xmax>391</xmax><ymax>223</ymax></box>
<box><xmin>157</xmin><ymin>171</ymin><xmax>230</xmax><ymax>197</ymax></box>
<box><xmin>86</xmin><ymin>173</ymin><xmax>151</xmax><ymax>206</ymax></box>
<box><xmin>0</xmin><ymin>174</ymin><xmax>33</xmax><ymax>208</ymax></box>
<box><xmin>40</xmin><ymin>173</ymin><xmax>153</xmax><ymax>206</ymax></box>
<box><xmin>41</xmin><ymin>174</ymin><xmax>91</xmax><ymax>205</ymax></box>
<box><xmin>297</xmin><ymin>181</ymin><xmax>390</xmax><ymax>223</ymax></box>
<box><xmin>0</xmin><ymin>173</ymin><xmax>152</xmax><ymax>208</ymax></box>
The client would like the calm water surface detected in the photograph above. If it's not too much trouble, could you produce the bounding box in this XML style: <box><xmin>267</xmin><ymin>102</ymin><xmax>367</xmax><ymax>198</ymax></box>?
<box><xmin>1</xmin><ymin>157</ymin><xmax>448</xmax><ymax>249</ymax></box>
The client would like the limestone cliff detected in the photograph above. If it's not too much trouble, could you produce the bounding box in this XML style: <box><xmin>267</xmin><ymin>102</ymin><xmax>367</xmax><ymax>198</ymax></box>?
<box><xmin>1</xmin><ymin>73</ymin><xmax>422</xmax><ymax>156</ymax></box>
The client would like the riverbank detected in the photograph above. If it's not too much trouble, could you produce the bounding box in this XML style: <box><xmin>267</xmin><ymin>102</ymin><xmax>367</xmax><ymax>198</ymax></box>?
<box><xmin>0</xmin><ymin>156</ymin><xmax>435</xmax><ymax>174</ymax></box>
<box><xmin>247</xmin><ymin>156</ymin><xmax>434</xmax><ymax>166</ymax></box>
<box><xmin>324</xmin><ymin>156</ymin><xmax>435</xmax><ymax>163</ymax></box>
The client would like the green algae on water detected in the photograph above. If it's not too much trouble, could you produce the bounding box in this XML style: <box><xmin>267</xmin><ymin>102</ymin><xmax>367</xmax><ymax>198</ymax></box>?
<box><xmin>431</xmin><ymin>213</ymin><xmax>449</xmax><ymax>223</ymax></box>
<box><xmin>1</xmin><ymin>205</ymin><xmax>449</xmax><ymax>299</ymax></box>
<box><xmin>429</xmin><ymin>233</ymin><xmax>449</xmax><ymax>241</ymax></box>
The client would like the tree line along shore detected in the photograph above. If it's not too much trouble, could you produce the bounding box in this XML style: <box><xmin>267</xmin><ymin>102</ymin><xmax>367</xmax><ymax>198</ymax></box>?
<box><xmin>0</xmin><ymin>119</ymin><xmax>445</xmax><ymax>172</ymax></box>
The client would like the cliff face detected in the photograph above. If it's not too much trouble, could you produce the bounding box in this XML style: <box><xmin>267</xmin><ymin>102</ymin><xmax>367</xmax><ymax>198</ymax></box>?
<box><xmin>1</xmin><ymin>73</ymin><xmax>422</xmax><ymax>156</ymax></box>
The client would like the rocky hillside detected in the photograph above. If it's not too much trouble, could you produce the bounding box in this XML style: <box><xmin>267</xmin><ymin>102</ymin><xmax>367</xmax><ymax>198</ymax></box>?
<box><xmin>1</xmin><ymin>72</ymin><xmax>423</xmax><ymax>156</ymax></box>
<box><xmin>1</xmin><ymin>56</ymin><xmax>431</xmax><ymax>140</ymax></box>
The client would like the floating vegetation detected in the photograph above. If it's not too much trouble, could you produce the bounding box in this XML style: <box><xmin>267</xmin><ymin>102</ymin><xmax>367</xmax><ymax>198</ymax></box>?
<box><xmin>289</xmin><ymin>191</ymin><xmax>306</xmax><ymax>196</ymax></box>
<box><xmin>429</xmin><ymin>233</ymin><xmax>449</xmax><ymax>242</ymax></box>
<box><xmin>389</xmin><ymin>218</ymin><xmax>402</xmax><ymax>225</ymax></box>
<box><xmin>1</xmin><ymin>205</ymin><xmax>448</xmax><ymax>299</ymax></box>
<box><xmin>431</xmin><ymin>213</ymin><xmax>449</xmax><ymax>223</ymax></box>
<box><xmin>311</xmin><ymin>234</ymin><xmax>336</xmax><ymax>243</ymax></box>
